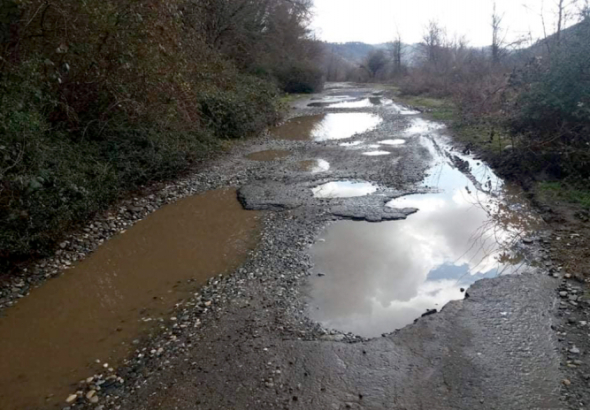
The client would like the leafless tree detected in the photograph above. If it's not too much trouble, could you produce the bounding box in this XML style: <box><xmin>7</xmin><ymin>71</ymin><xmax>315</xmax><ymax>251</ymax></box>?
<box><xmin>390</xmin><ymin>32</ymin><xmax>404</xmax><ymax>75</ymax></box>
<box><xmin>491</xmin><ymin>2</ymin><xmax>505</xmax><ymax>65</ymax></box>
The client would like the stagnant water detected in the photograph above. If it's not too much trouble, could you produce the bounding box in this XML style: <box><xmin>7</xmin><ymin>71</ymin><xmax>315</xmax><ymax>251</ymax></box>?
<box><xmin>272</xmin><ymin>113</ymin><xmax>382</xmax><ymax>141</ymax></box>
<box><xmin>308</xmin><ymin>120</ymin><xmax>540</xmax><ymax>338</ymax></box>
<box><xmin>312</xmin><ymin>181</ymin><xmax>379</xmax><ymax>198</ymax></box>
<box><xmin>0</xmin><ymin>189</ymin><xmax>260</xmax><ymax>410</ymax></box>
<box><xmin>246</xmin><ymin>150</ymin><xmax>290</xmax><ymax>161</ymax></box>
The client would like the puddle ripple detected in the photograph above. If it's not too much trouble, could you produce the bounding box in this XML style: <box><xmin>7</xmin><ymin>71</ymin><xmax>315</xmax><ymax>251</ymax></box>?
<box><xmin>0</xmin><ymin>189</ymin><xmax>260</xmax><ymax>410</ymax></box>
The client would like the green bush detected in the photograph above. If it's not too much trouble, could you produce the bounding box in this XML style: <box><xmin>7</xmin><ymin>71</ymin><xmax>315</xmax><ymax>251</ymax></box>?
<box><xmin>199</xmin><ymin>77</ymin><xmax>282</xmax><ymax>139</ymax></box>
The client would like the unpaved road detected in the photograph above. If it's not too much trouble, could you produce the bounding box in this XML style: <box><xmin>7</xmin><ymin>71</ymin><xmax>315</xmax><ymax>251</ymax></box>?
<box><xmin>105</xmin><ymin>84</ymin><xmax>562</xmax><ymax>409</ymax></box>
<box><xmin>0</xmin><ymin>84</ymin><xmax>569</xmax><ymax>409</ymax></box>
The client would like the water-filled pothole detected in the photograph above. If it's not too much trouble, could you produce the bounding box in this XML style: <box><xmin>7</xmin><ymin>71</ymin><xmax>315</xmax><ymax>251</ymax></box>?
<box><xmin>298</xmin><ymin>159</ymin><xmax>331</xmax><ymax>173</ymax></box>
<box><xmin>363</xmin><ymin>151</ymin><xmax>391</xmax><ymax>156</ymax></box>
<box><xmin>273</xmin><ymin>113</ymin><xmax>382</xmax><ymax>141</ymax></box>
<box><xmin>246</xmin><ymin>150</ymin><xmax>290</xmax><ymax>161</ymax></box>
<box><xmin>379</xmin><ymin>139</ymin><xmax>406</xmax><ymax>145</ymax></box>
<box><xmin>308</xmin><ymin>121</ymin><xmax>540</xmax><ymax>338</ymax></box>
<box><xmin>312</xmin><ymin>181</ymin><xmax>378</xmax><ymax>199</ymax></box>
<box><xmin>0</xmin><ymin>189</ymin><xmax>260</xmax><ymax>410</ymax></box>
<box><xmin>320</xmin><ymin>97</ymin><xmax>393</xmax><ymax>108</ymax></box>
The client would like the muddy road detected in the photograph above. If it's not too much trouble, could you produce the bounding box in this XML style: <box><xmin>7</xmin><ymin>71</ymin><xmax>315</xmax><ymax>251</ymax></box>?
<box><xmin>0</xmin><ymin>84</ymin><xmax>566</xmax><ymax>409</ymax></box>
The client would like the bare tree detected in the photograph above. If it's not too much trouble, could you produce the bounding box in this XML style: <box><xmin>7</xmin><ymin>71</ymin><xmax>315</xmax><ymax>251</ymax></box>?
<box><xmin>491</xmin><ymin>2</ymin><xmax>505</xmax><ymax>65</ymax></box>
<box><xmin>390</xmin><ymin>30</ymin><xmax>404</xmax><ymax>75</ymax></box>
<box><xmin>421</xmin><ymin>20</ymin><xmax>446</xmax><ymax>69</ymax></box>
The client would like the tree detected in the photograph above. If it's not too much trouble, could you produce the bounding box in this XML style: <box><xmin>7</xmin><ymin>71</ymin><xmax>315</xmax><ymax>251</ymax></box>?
<box><xmin>421</xmin><ymin>20</ymin><xmax>446</xmax><ymax>69</ymax></box>
<box><xmin>389</xmin><ymin>31</ymin><xmax>404</xmax><ymax>75</ymax></box>
<box><xmin>491</xmin><ymin>1</ymin><xmax>505</xmax><ymax>65</ymax></box>
<box><xmin>363</xmin><ymin>49</ymin><xmax>387</xmax><ymax>78</ymax></box>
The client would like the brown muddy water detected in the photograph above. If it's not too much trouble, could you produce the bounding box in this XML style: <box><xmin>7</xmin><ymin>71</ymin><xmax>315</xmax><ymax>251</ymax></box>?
<box><xmin>0</xmin><ymin>189</ymin><xmax>260</xmax><ymax>409</ymax></box>
<box><xmin>308</xmin><ymin>121</ymin><xmax>541</xmax><ymax>338</ymax></box>
<box><xmin>246</xmin><ymin>150</ymin><xmax>290</xmax><ymax>161</ymax></box>
<box><xmin>272</xmin><ymin>113</ymin><xmax>382</xmax><ymax>141</ymax></box>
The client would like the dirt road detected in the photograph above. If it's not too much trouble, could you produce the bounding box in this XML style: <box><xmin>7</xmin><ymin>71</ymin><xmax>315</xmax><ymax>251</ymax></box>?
<box><xmin>0</xmin><ymin>84</ymin><xmax>569</xmax><ymax>409</ymax></box>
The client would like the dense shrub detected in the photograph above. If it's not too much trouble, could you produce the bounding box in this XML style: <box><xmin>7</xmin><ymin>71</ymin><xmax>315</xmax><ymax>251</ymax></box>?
<box><xmin>506</xmin><ymin>20</ymin><xmax>590</xmax><ymax>179</ymax></box>
<box><xmin>275</xmin><ymin>63</ymin><xmax>325</xmax><ymax>94</ymax></box>
<box><xmin>0</xmin><ymin>0</ymin><xmax>322</xmax><ymax>270</ymax></box>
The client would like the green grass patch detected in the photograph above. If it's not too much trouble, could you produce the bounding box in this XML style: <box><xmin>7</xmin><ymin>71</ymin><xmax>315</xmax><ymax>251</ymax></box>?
<box><xmin>538</xmin><ymin>181</ymin><xmax>590</xmax><ymax>208</ymax></box>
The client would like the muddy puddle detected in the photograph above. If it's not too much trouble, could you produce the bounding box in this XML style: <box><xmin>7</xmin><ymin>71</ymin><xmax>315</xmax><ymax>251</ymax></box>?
<box><xmin>0</xmin><ymin>189</ymin><xmax>260</xmax><ymax>409</ymax></box>
<box><xmin>312</xmin><ymin>181</ymin><xmax>378</xmax><ymax>198</ymax></box>
<box><xmin>297</xmin><ymin>159</ymin><xmax>330</xmax><ymax>173</ymax></box>
<box><xmin>246</xmin><ymin>150</ymin><xmax>290</xmax><ymax>161</ymax></box>
<box><xmin>308</xmin><ymin>122</ymin><xmax>540</xmax><ymax>338</ymax></box>
<box><xmin>273</xmin><ymin>113</ymin><xmax>381</xmax><ymax>141</ymax></box>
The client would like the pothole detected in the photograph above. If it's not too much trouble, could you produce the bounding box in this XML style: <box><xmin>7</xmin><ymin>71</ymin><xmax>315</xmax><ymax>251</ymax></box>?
<box><xmin>273</xmin><ymin>113</ymin><xmax>382</xmax><ymax>141</ymax></box>
<box><xmin>0</xmin><ymin>189</ymin><xmax>261</xmax><ymax>409</ymax></box>
<box><xmin>307</xmin><ymin>119</ymin><xmax>540</xmax><ymax>338</ymax></box>
<box><xmin>379</xmin><ymin>139</ymin><xmax>406</xmax><ymax>145</ymax></box>
<box><xmin>362</xmin><ymin>151</ymin><xmax>391</xmax><ymax>156</ymax></box>
<box><xmin>312</xmin><ymin>181</ymin><xmax>379</xmax><ymax>199</ymax></box>
<box><xmin>246</xmin><ymin>150</ymin><xmax>290</xmax><ymax>161</ymax></box>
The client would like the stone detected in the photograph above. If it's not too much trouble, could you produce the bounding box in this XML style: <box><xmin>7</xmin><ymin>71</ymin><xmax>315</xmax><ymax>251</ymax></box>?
<box><xmin>570</xmin><ymin>346</ymin><xmax>581</xmax><ymax>355</ymax></box>
<box><xmin>563</xmin><ymin>379</ymin><xmax>571</xmax><ymax>386</ymax></box>
<box><xmin>66</xmin><ymin>394</ymin><xmax>77</xmax><ymax>403</ymax></box>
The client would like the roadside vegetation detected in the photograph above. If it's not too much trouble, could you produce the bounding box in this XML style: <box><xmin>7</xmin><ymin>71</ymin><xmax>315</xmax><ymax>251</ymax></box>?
<box><xmin>0</xmin><ymin>0</ymin><xmax>323</xmax><ymax>272</ymax></box>
<box><xmin>323</xmin><ymin>2</ymin><xmax>590</xmax><ymax>208</ymax></box>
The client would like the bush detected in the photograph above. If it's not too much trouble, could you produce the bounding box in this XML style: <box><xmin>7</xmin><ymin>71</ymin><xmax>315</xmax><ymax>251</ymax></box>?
<box><xmin>0</xmin><ymin>0</ymin><xmax>304</xmax><ymax>271</ymax></box>
<box><xmin>507</xmin><ymin>20</ymin><xmax>590</xmax><ymax>179</ymax></box>
<box><xmin>275</xmin><ymin>63</ymin><xmax>324</xmax><ymax>94</ymax></box>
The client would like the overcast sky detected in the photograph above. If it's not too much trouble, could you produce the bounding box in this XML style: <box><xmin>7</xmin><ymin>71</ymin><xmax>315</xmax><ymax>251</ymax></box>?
<box><xmin>311</xmin><ymin>0</ymin><xmax>584</xmax><ymax>47</ymax></box>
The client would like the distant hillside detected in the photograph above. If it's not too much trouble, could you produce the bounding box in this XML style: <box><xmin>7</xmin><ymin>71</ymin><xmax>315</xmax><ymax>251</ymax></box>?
<box><xmin>325</xmin><ymin>41</ymin><xmax>421</xmax><ymax>68</ymax></box>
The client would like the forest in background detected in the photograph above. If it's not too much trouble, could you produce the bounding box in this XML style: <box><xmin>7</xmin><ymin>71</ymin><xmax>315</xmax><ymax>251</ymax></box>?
<box><xmin>0</xmin><ymin>0</ymin><xmax>323</xmax><ymax>272</ymax></box>
<box><xmin>322</xmin><ymin>2</ymin><xmax>590</xmax><ymax>199</ymax></box>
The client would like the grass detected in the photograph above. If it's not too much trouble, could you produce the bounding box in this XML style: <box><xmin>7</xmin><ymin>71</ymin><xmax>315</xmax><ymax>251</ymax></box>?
<box><xmin>538</xmin><ymin>181</ymin><xmax>590</xmax><ymax>209</ymax></box>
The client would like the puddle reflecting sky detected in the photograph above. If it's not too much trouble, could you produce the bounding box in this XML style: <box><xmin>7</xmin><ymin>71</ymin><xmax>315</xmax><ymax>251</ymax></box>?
<box><xmin>379</xmin><ymin>139</ymin><xmax>406</xmax><ymax>145</ymax></box>
<box><xmin>323</xmin><ymin>97</ymin><xmax>393</xmax><ymax>108</ymax></box>
<box><xmin>312</xmin><ymin>181</ymin><xmax>378</xmax><ymax>198</ymax></box>
<box><xmin>273</xmin><ymin>113</ymin><xmax>382</xmax><ymax>141</ymax></box>
<box><xmin>309</xmin><ymin>121</ymin><xmax>539</xmax><ymax>338</ymax></box>
<box><xmin>363</xmin><ymin>151</ymin><xmax>391</xmax><ymax>156</ymax></box>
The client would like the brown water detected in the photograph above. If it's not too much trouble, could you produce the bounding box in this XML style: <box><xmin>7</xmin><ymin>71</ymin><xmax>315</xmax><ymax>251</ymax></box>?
<box><xmin>272</xmin><ymin>113</ymin><xmax>382</xmax><ymax>141</ymax></box>
<box><xmin>308</xmin><ymin>120</ymin><xmax>541</xmax><ymax>338</ymax></box>
<box><xmin>246</xmin><ymin>150</ymin><xmax>290</xmax><ymax>161</ymax></box>
<box><xmin>0</xmin><ymin>189</ymin><xmax>260</xmax><ymax>409</ymax></box>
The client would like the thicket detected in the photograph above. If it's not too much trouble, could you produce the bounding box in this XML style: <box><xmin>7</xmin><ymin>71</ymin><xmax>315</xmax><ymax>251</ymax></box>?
<box><xmin>396</xmin><ymin>15</ymin><xmax>590</xmax><ymax>184</ymax></box>
<box><xmin>0</xmin><ymin>0</ymin><xmax>323</xmax><ymax>271</ymax></box>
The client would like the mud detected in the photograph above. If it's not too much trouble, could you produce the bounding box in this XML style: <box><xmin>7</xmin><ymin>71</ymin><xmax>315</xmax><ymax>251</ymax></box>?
<box><xmin>246</xmin><ymin>150</ymin><xmax>290</xmax><ymax>161</ymax></box>
<box><xmin>0</xmin><ymin>189</ymin><xmax>259</xmax><ymax>409</ymax></box>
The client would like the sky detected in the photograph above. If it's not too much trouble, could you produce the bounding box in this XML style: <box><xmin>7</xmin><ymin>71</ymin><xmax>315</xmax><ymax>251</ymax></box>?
<box><xmin>311</xmin><ymin>0</ymin><xmax>584</xmax><ymax>47</ymax></box>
